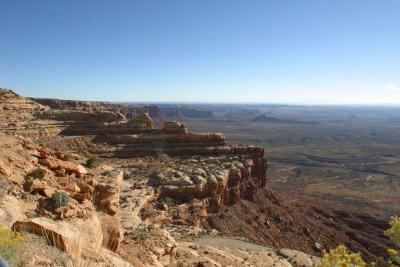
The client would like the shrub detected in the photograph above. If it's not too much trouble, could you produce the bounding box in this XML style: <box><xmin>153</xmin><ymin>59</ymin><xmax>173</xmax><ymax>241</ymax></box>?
<box><xmin>27</xmin><ymin>168</ymin><xmax>45</xmax><ymax>180</ymax></box>
<box><xmin>123</xmin><ymin>172</ymin><xmax>130</xmax><ymax>180</ymax></box>
<box><xmin>136</xmin><ymin>231</ymin><xmax>149</xmax><ymax>241</ymax></box>
<box><xmin>50</xmin><ymin>191</ymin><xmax>70</xmax><ymax>209</ymax></box>
<box><xmin>0</xmin><ymin>225</ymin><xmax>24</xmax><ymax>267</ymax></box>
<box><xmin>316</xmin><ymin>244</ymin><xmax>366</xmax><ymax>267</ymax></box>
<box><xmin>86</xmin><ymin>156</ymin><xmax>99</xmax><ymax>168</ymax></box>
<box><xmin>385</xmin><ymin>215</ymin><xmax>400</xmax><ymax>265</ymax></box>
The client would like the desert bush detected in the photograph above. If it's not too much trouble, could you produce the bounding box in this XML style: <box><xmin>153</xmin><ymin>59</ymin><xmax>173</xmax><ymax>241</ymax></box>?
<box><xmin>136</xmin><ymin>231</ymin><xmax>149</xmax><ymax>241</ymax></box>
<box><xmin>385</xmin><ymin>215</ymin><xmax>400</xmax><ymax>265</ymax></box>
<box><xmin>123</xmin><ymin>172</ymin><xmax>130</xmax><ymax>180</ymax></box>
<box><xmin>0</xmin><ymin>225</ymin><xmax>24</xmax><ymax>267</ymax></box>
<box><xmin>315</xmin><ymin>244</ymin><xmax>366</xmax><ymax>267</ymax></box>
<box><xmin>50</xmin><ymin>191</ymin><xmax>70</xmax><ymax>208</ymax></box>
<box><xmin>86</xmin><ymin>156</ymin><xmax>99</xmax><ymax>168</ymax></box>
<box><xmin>27</xmin><ymin>168</ymin><xmax>45</xmax><ymax>180</ymax></box>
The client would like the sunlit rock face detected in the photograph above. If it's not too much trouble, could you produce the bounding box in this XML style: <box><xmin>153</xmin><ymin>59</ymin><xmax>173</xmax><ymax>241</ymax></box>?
<box><xmin>148</xmin><ymin>155</ymin><xmax>267</xmax><ymax>212</ymax></box>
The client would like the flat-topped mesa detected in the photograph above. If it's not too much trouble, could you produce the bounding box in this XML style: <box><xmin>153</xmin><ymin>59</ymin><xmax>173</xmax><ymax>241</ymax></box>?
<box><xmin>48</xmin><ymin>111</ymin><xmax>155</xmax><ymax>135</ymax></box>
<box><xmin>33</xmin><ymin>98</ymin><xmax>163</xmax><ymax>125</ymax></box>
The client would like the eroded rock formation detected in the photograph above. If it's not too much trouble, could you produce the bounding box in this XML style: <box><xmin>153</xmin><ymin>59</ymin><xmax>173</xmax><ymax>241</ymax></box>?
<box><xmin>149</xmin><ymin>156</ymin><xmax>266</xmax><ymax>212</ymax></box>
<box><xmin>33</xmin><ymin>97</ymin><xmax>163</xmax><ymax>125</ymax></box>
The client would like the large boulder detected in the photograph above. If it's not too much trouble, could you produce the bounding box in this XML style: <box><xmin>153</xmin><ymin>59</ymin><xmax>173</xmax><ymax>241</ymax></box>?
<box><xmin>12</xmin><ymin>217</ymin><xmax>82</xmax><ymax>258</ymax></box>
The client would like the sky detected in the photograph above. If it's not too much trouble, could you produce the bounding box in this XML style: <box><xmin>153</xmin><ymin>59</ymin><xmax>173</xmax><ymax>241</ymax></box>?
<box><xmin>0</xmin><ymin>0</ymin><xmax>399</xmax><ymax>104</ymax></box>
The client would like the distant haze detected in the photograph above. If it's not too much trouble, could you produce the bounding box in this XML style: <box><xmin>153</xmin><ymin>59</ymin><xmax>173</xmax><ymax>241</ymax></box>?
<box><xmin>1</xmin><ymin>0</ymin><xmax>399</xmax><ymax>104</ymax></box>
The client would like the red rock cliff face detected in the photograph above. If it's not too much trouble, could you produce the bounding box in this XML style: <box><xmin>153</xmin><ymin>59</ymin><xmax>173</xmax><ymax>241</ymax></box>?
<box><xmin>207</xmin><ymin>154</ymin><xmax>267</xmax><ymax>212</ymax></box>
<box><xmin>148</xmin><ymin>151</ymin><xmax>267</xmax><ymax>213</ymax></box>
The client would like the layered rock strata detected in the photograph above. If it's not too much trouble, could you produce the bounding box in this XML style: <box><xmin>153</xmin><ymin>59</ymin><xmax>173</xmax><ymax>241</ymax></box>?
<box><xmin>149</xmin><ymin>156</ymin><xmax>267</xmax><ymax>212</ymax></box>
<box><xmin>33</xmin><ymin>97</ymin><xmax>163</xmax><ymax>124</ymax></box>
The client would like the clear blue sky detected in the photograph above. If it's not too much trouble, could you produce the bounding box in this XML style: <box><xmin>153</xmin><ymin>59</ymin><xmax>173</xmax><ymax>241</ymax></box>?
<box><xmin>1</xmin><ymin>0</ymin><xmax>399</xmax><ymax>104</ymax></box>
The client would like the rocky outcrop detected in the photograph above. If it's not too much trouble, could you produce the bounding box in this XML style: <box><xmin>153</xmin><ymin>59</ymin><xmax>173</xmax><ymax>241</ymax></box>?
<box><xmin>148</xmin><ymin>155</ymin><xmax>267</xmax><ymax>213</ymax></box>
<box><xmin>134</xmin><ymin>113</ymin><xmax>154</xmax><ymax>129</ymax></box>
<box><xmin>24</xmin><ymin>178</ymin><xmax>55</xmax><ymax>197</ymax></box>
<box><xmin>38</xmin><ymin>158</ymin><xmax>88</xmax><ymax>178</ymax></box>
<box><xmin>163</xmin><ymin>121</ymin><xmax>187</xmax><ymax>134</ymax></box>
<box><xmin>94</xmin><ymin>170</ymin><xmax>123</xmax><ymax>215</ymax></box>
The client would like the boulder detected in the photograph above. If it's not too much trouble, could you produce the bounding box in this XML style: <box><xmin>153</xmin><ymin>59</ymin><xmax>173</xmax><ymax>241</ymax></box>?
<box><xmin>12</xmin><ymin>217</ymin><xmax>82</xmax><ymax>258</ymax></box>
<box><xmin>24</xmin><ymin>178</ymin><xmax>55</xmax><ymax>197</ymax></box>
<box><xmin>71</xmin><ymin>182</ymin><xmax>94</xmax><ymax>202</ymax></box>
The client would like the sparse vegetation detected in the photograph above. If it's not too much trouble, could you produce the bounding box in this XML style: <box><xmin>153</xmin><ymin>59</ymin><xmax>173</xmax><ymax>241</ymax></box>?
<box><xmin>27</xmin><ymin>168</ymin><xmax>46</xmax><ymax>180</ymax></box>
<box><xmin>123</xmin><ymin>172</ymin><xmax>130</xmax><ymax>180</ymax></box>
<box><xmin>315</xmin><ymin>244</ymin><xmax>366</xmax><ymax>267</ymax></box>
<box><xmin>0</xmin><ymin>225</ymin><xmax>24</xmax><ymax>267</ymax></box>
<box><xmin>385</xmin><ymin>216</ymin><xmax>400</xmax><ymax>265</ymax></box>
<box><xmin>136</xmin><ymin>231</ymin><xmax>149</xmax><ymax>241</ymax></box>
<box><xmin>50</xmin><ymin>191</ymin><xmax>70</xmax><ymax>208</ymax></box>
<box><xmin>86</xmin><ymin>156</ymin><xmax>99</xmax><ymax>168</ymax></box>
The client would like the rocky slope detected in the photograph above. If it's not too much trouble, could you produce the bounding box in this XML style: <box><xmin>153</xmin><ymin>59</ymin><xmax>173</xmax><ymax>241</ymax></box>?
<box><xmin>206</xmin><ymin>189</ymin><xmax>392</xmax><ymax>262</ymax></box>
